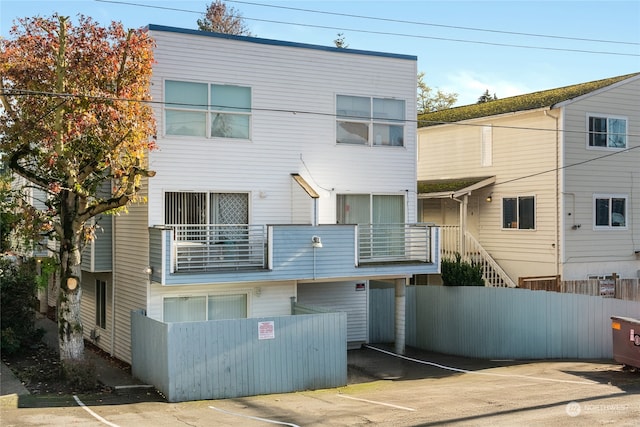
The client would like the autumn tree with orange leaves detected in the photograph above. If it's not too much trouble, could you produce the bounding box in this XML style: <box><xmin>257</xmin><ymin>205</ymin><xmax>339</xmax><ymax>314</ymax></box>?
<box><xmin>0</xmin><ymin>15</ymin><xmax>156</xmax><ymax>374</ymax></box>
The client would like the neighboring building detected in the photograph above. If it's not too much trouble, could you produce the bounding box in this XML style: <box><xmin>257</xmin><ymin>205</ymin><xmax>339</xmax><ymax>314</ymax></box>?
<box><xmin>417</xmin><ymin>73</ymin><xmax>640</xmax><ymax>287</ymax></box>
<box><xmin>79</xmin><ymin>25</ymin><xmax>439</xmax><ymax>365</ymax></box>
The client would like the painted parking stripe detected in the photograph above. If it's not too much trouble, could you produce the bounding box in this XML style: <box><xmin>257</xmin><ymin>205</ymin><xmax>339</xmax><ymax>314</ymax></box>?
<box><xmin>209</xmin><ymin>405</ymin><xmax>300</xmax><ymax>426</ymax></box>
<box><xmin>365</xmin><ymin>345</ymin><xmax>599</xmax><ymax>385</ymax></box>
<box><xmin>73</xmin><ymin>395</ymin><xmax>120</xmax><ymax>427</ymax></box>
<box><xmin>337</xmin><ymin>393</ymin><xmax>416</xmax><ymax>411</ymax></box>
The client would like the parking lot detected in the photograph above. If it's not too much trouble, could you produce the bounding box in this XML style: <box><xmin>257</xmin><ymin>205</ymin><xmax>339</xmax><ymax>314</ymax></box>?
<box><xmin>2</xmin><ymin>345</ymin><xmax>639</xmax><ymax>426</ymax></box>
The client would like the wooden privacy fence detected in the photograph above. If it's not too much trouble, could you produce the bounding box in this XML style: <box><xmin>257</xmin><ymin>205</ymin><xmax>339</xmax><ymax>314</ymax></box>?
<box><xmin>518</xmin><ymin>274</ymin><xmax>639</xmax><ymax>302</ymax></box>
<box><xmin>131</xmin><ymin>310</ymin><xmax>347</xmax><ymax>402</ymax></box>
<box><xmin>370</xmin><ymin>286</ymin><xmax>640</xmax><ymax>360</ymax></box>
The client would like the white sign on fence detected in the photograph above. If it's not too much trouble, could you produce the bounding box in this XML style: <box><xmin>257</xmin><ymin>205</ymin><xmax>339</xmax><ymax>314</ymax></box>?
<box><xmin>258</xmin><ymin>321</ymin><xmax>275</xmax><ymax>340</ymax></box>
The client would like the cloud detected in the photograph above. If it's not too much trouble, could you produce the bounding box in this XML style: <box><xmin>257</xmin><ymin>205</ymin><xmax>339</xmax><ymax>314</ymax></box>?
<box><xmin>443</xmin><ymin>71</ymin><xmax>533</xmax><ymax>106</ymax></box>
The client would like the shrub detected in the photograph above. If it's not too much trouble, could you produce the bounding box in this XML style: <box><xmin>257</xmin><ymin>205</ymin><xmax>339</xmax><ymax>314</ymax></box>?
<box><xmin>0</xmin><ymin>258</ymin><xmax>44</xmax><ymax>355</ymax></box>
<box><xmin>441</xmin><ymin>253</ymin><xmax>485</xmax><ymax>286</ymax></box>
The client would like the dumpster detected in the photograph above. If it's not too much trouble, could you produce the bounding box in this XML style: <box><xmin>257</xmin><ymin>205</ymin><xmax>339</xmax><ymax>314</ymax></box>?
<box><xmin>611</xmin><ymin>316</ymin><xmax>640</xmax><ymax>371</ymax></box>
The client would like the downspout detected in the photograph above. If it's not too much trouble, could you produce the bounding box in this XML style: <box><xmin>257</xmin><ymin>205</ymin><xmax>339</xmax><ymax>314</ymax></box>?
<box><xmin>110</xmin><ymin>213</ymin><xmax>116</xmax><ymax>356</ymax></box>
<box><xmin>544</xmin><ymin>110</ymin><xmax>560</xmax><ymax>277</ymax></box>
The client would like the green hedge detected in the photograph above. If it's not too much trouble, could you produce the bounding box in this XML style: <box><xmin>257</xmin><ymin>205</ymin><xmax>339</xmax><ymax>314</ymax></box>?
<box><xmin>441</xmin><ymin>253</ymin><xmax>484</xmax><ymax>286</ymax></box>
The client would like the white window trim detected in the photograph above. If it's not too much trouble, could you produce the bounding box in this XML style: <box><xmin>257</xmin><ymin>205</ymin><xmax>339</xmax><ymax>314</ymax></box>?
<box><xmin>336</xmin><ymin>94</ymin><xmax>406</xmax><ymax>147</ymax></box>
<box><xmin>162</xmin><ymin>290</ymin><xmax>251</xmax><ymax>322</ymax></box>
<box><xmin>163</xmin><ymin>78</ymin><xmax>252</xmax><ymax>141</ymax></box>
<box><xmin>163</xmin><ymin>190</ymin><xmax>252</xmax><ymax>226</ymax></box>
<box><xmin>501</xmin><ymin>195</ymin><xmax>536</xmax><ymax>230</ymax></box>
<box><xmin>585</xmin><ymin>112</ymin><xmax>628</xmax><ymax>150</ymax></box>
<box><xmin>593</xmin><ymin>193</ymin><xmax>628</xmax><ymax>230</ymax></box>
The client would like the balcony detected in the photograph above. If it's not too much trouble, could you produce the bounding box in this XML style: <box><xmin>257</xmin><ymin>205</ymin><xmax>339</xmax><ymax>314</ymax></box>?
<box><xmin>149</xmin><ymin>223</ymin><xmax>440</xmax><ymax>285</ymax></box>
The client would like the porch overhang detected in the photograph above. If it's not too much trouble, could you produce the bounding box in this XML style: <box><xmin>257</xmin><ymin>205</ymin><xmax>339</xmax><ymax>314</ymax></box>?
<box><xmin>417</xmin><ymin>176</ymin><xmax>495</xmax><ymax>199</ymax></box>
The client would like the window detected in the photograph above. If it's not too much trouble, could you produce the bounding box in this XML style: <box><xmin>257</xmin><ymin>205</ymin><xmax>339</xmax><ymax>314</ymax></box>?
<box><xmin>502</xmin><ymin>196</ymin><xmax>535</xmax><ymax>229</ymax></box>
<box><xmin>588</xmin><ymin>115</ymin><xmax>626</xmax><ymax>148</ymax></box>
<box><xmin>336</xmin><ymin>95</ymin><xmax>405</xmax><ymax>146</ymax></box>
<box><xmin>337</xmin><ymin>194</ymin><xmax>405</xmax><ymax>224</ymax></box>
<box><xmin>165</xmin><ymin>80</ymin><xmax>251</xmax><ymax>139</ymax></box>
<box><xmin>594</xmin><ymin>195</ymin><xmax>626</xmax><ymax>229</ymax></box>
<box><xmin>96</xmin><ymin>280</ymin><xmax>107</xmax><ymax>329</ymax></box>
<box><xmin>163</xmin><ymin>294</ymin><xmax>247</xmax><ymax>322</ymax></box>
<box><xmin>165</xmin><ymin>192</ymin><xmax>249</xmax><ymax>226</ymax></box>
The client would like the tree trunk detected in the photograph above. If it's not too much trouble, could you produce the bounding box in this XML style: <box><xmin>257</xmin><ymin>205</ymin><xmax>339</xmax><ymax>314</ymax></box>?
<box><xmin>57</xmin><ymin>246</ymin><xmax>85</xmax><ymax>361</ymax></box>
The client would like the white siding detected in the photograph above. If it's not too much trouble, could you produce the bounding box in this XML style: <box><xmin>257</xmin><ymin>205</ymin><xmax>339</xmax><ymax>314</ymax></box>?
<box><xmin>297</xmin><ymin>281</ymin><xmax>368</xmax><ymax>347</ymax></box>
<box><xmin>147</xmin><ymin>29</ymin><xmax>418</xmax><ymax>229</ymax></box>
<box><xmin>561</xmin><ymin>77</ymin><xmax>640</xmax><ymax>279</ymax></box>
<box><xmin>147</xmin><ymin>281</ymin><xmax>295</xmax><ymax>321</ymax></box>
<box><xmin>112</xmin><ymin>188</ymin><xmax>150</xmax><ymax>363</ymax></box>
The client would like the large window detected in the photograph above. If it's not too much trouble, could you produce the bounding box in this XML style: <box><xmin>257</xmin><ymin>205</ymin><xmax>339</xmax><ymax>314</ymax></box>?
<box><xmin>165</xmin><ymin>80</ymin><xmax>251</xmax><ymax>139</ymax></box>
<box><xmin>337</xmin><ymin>194</ymin><xmax>405</xmax><ymax>224</ymax></box>
<box><xmin>163</xmin><ymin>294</ymin><xmax>247</xmax><ymax>322</ymax></box>
<box><xmin>96</xmin><ymin>280</ymin><xmax>107</xmax><ymax>329</ymax></box>
<box><xmin>588</xmin><ymin>115</ymin><xmax>626</xmax><ymax>149</ymax></box>
<box><xmin>165</xmin><ymin>192</ymin><xmax>249</xmax><ymax>225</ymax></box>
<box><xmin>502</xmin><ymin>196</ymin><xmax>535</xmax><ymax>230</ymax></box>
<box><xmin>594</xmin><ymin>195</ymin><xmax>627</xmax><ymax>229</ymax></box>
<box><xmin>336</xmin><ymin>95</ymin><xmax>405</xmax><ymax>146</ymax></box>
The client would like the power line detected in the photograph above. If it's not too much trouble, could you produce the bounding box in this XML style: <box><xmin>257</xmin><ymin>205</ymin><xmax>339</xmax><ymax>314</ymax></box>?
<box><xmin>227</xmin><ymin>0</ymin><xmax>640</xmax><ymax>46</ymax></box>
<box><xmin>4</xmin><ymin>88</ymin><xmax>640</xmax><ymax>139</ymax></box>
<box><xmin>95</xmin><ymin>0</ymin><xmax>640</xmax><ymax>57</ymax></box>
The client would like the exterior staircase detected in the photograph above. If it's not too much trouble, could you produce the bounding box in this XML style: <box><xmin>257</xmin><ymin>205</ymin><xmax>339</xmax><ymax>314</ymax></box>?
<box><xmin>440</xmin><ymin>226</ymin><xmax>516</xmax><ymax>288</ymax></box>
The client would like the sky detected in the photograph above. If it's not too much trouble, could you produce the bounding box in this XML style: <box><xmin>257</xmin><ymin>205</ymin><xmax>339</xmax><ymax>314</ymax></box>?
<box><xmin>1</xmin><ymin>0</ymin><xmax>639</xmax><ymax>106</ymax></box>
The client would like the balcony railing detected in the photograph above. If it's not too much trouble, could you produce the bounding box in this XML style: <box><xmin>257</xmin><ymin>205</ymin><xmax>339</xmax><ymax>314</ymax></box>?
<box><xmin>170</xmin><ymin>224</ymin><xmax>267</xmax><ymax>272</ymax></box>
<box><xmin>357</xmin><ymin>223</ymin><xmax>433</xmax><ymax>264</ymax></box>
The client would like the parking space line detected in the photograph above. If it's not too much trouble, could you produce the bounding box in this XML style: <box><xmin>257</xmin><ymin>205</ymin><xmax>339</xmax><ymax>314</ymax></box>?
<box><xmin>209</xmin><ymin>405</ymin><xmax>300</xmax><ymax>426</ymax></box>
<box><xmin>337</xmin><ymin>393</ymin><xmax>416</xmax><ymax>411</ymax></box>
<box><xmin>365</xmin><ymin>345</ymin><xmax>599</xmax><ymax>385</ymax></box>
<box><xmin>73</xmin><ymin>395</ymin><xmax>120</xmax><ymax>427</ymax></box>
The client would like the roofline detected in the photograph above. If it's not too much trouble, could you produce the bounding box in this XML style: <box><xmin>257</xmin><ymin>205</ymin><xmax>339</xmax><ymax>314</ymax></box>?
<box><xmin>553</xmin><ymin>73</ymin><xmax>640</xmax><ymax>108</ymax></box>
<box><xmin>418</xmin><ymin>106</ymin><xmax>551</xmax><ymax>129</ymax></box>
<box><xmin>146</xmin><ymin>24</ymin><xmax>417</xmax><ymax>61</ymax></box>
<box><xmin>418</xmin><ymin>176</ymin><xmax>496</xmax><ymax>199</ymax></box>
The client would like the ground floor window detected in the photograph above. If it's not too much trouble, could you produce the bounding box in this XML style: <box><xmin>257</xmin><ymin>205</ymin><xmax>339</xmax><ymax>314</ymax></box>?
<box><xmin>163</xmin><ymin>294</ymin><xmax>247</xmax><ymax>322</ymax></box>
<box><xmin>502</xmin><ymin>196</ymin><xmax>535</xmax><ymax>229</ymax></box>
<box><xmin>96</xmin><ymin>280</ymin><xmax>107</xmax><ymax>329</ymax></box>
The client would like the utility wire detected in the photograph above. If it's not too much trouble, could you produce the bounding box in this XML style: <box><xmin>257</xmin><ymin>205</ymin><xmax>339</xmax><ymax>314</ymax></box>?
<box><xmin>3</xmin><ymin>87</ymin><xmax>639</xmax><ymax>189</ymax></box>
<box><xmin>95</xmin><ymin>0</ymin><xmax>640</xmax><ymax>57</ymax></box>
<box><xmin>227</xmin><ymin>0</ymin><xmax>640</xmax><ymax>46</ymax></box>
<box><xmin>3</xmin><ymin>88</ymin><xmax>640</xmax><ymax>139</ymax></box>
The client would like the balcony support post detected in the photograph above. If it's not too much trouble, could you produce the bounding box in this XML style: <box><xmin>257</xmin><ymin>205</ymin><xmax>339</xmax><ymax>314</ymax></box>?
<box><xmin>394</xmin><ymin>277</ymin><xmax>406</xmax><ymax>355</ymax></box>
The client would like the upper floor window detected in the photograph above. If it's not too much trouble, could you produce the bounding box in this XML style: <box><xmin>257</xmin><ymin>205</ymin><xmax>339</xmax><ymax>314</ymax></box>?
<box><xmin>587</xmin><ymin>115</ymin><xmax>626</xmax><ymax>149</ymax></box>
<box><xmin>336</xmin><ymin>95</ymin><xmax>405</xmax><ymax>146</ymax></box>
<box><xmin>502</xmin><ymin>196</ymin><xmax>535</xmax><ymax>230</ymax></box>
<box><xmin>165</xmin><ymin>80</ymin><xmax>251</xmax><ymax>139</ymax></box>
<box><xmin>594</xmin><ymin>195</ymin><xmax>626</xmax><ymax>229</ymax></box>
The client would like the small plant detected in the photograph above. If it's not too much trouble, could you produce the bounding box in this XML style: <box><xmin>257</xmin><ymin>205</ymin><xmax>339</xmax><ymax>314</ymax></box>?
<box><xmin>441</xmin><ymin>253</ymin><xmax>485</xmax><ymax>286</ymax></box>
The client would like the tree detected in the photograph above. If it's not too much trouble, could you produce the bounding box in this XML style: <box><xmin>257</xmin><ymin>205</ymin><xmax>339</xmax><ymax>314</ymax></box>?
<box><xmin>417</xmin><ymin>71</ymin><xmax>458</xmax><ymax>113</ymax></box>
<box><xmin>477</xmin><ymin>89</ymin><xmax>498</xmax><ymax>103</ymax></box>
<box><xmin>334</xmin><ymin>33</ymin><xmax>349</xmax><ymax>48</ymax></box>
<box><xmin>197</xmin><ymin>0</ymin><xmax>253</xmax><ymax>35</ymax></box>
<box><xmin>0</xmin><ymin>15</ymin><xmax>156</xmax><ymax>372</ymax></box>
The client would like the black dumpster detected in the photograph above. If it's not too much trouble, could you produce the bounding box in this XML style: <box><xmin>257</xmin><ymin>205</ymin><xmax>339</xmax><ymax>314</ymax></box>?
<box><xmin>611</xmin><ymin>316</ymin><xmax>640</xmax><ymax>371</ymax></box>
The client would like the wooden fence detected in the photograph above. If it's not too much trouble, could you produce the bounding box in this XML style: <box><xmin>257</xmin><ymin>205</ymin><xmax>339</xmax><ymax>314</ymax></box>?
<box><xmin>131</xmin><ymin>310</ymin><xmax>347</xmax><ymax>402</ymax></box>
<box><xmin>370</xmin><ymin>286</ymin><xmax>640</xmax><ymax>360</ymax></box>
<box><xmin>518</xmin><ymin>274</ymin><xmax>639</xmax><ymax>302</ymax></box>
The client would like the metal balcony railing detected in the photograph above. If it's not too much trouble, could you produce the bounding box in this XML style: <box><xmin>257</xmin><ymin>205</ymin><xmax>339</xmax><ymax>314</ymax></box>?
<box><xmin>170</xmin><ymin>224</ymin><xmax>267</xmax><ymax>272</ymax></box>
<box><xmin>357</xmin><ymin>223</ymin><xmax>433</xmax><ymax>264</ymax></box>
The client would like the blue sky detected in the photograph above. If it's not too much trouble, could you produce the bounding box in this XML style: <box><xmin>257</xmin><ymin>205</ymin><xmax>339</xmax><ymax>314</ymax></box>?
<box><xmin>2</xmin><ymin>0</ymin><xmax>639</xmax><ymax>106</ymax></box>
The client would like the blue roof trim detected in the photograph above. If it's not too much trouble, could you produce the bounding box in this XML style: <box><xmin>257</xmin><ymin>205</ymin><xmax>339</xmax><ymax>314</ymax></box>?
<box><xmin>147</xmin><ymin>24</ymin><xmax>417</xmax><ymax>61</ymax></box>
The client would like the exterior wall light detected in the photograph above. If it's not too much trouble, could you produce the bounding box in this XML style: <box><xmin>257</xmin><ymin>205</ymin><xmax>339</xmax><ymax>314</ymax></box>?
<box><xmin>311</xmin><ymin>236</ymin><xmax>323</xmax><ymax>248</ymax></box>
<box><xmin>485</xmin><ymin>193</ymin><xmax>493</xmax><ymax>203</ymax></box>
